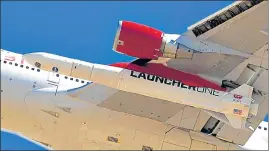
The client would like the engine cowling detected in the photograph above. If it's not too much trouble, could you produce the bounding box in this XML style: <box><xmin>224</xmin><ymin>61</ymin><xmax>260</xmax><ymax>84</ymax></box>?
<box><xmin>112</xmin><ymin>21</ymin><xmax>165</xmax><ymax>60</ymax></box>
<box><xmin>112</xmin><ymin>21</ymin><xmax>193</xmax><ymax>60</ymax></box>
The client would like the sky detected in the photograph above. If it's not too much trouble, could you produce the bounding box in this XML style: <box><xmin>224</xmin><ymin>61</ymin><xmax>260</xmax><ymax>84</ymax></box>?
<box><xmin>1</xmin><ymin>1</ymin><xmax>234</xmax><ymax>64</ymax></box>
<box><xmin>1</xmin><ymin>1</ymin><xmax>267</xmax><ymax>150</ymax></box>
<box><xmin>1</xmin><ymin>129</ymin><xmax>50</xmax><ymax>150</ymax></box>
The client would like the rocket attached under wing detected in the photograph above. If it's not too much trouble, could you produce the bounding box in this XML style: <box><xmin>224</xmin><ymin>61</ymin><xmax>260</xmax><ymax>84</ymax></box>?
<box><xmin>23</xmin><ymin>52</ymin><xmax>259</xmax><ymax>129</ymax></box>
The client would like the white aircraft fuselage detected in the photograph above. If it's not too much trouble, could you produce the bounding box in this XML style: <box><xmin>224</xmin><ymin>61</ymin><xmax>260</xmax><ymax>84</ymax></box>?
<box><xmin>1</xmin><ymin>50</ymin><xmax>95</xmax><ymax>149</ymax></box>
<box><xmin>1</xmin><ymin>50</ymin><xmax>267</xmax><ymax>150</ymax></box>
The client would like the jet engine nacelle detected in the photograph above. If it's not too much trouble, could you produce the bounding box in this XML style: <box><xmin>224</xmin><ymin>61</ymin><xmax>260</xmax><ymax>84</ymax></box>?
<box><xmin>112</xmin><ymin>20</ymin><xmax>194</xmax><ymax>60</ymax></box>
<box><xmin>112</xmin><ymin>20</ymin><xmax>164</xmax><ymax>60</ymax></box>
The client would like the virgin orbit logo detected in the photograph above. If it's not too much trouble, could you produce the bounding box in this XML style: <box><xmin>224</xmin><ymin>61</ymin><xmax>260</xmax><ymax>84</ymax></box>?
<box><xmin>234</xmin><ymin>94</ymin><xmax>243</xmax><ymax>99</ymax></box>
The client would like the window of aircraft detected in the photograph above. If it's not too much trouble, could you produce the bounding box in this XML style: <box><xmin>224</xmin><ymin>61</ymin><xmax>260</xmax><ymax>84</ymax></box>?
<box><xmin>1</xmin><ymin>60</ymin><xmax>89</xmax><ymax>84</ymax></box>
<box><xmin>257</xmin><ymin>126</ymin><xmax>268</xmax><ymax>131</ymax></box>
<box><xmin>62</xmin><ymin>74</ymin><xmax>87</xmax><ymax>84</ymax></box>
<box><xmin>2</xmin><ymin>60</ymin><xmax>44</xmax><ymax>74</ymax></box>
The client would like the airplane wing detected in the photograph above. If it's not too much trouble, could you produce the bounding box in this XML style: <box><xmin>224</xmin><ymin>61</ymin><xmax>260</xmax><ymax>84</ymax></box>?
<box><xmin>158</xmin><ymin>0</ymin><xmax>268</xmax><ymax>146</ymax></box>
<box><xmin>167</xmin><ymin>0</ymin><xmax>268</xmax><ymax>144</ymax></box>
<box><xmin>166</xmin><ymin>0</ymin><xmax>267</xmax><ymax>89</ymax></box>
<box><xmin>68</xmin><ymin>0</ymin><xmax>268</xmax><ymax>147</ymax></box>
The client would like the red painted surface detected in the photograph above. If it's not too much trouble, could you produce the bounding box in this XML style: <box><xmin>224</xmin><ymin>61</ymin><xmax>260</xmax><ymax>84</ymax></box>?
<box><xmin>234</xmin><ymin>94</ymin><xmax>243</xmax><ymax>99</ymax></box>
<box><xmin>4</xmin><ymin>55</ymin><xmax>15</xmax><ymax>62</ymax></box>
<box><xmin>4</xmin><ymin>54</ymin><xmax>24</xmax><ymax>64</ymax></box>
<box><xmin>110</xmin><ymin>62</ymin><xmax>226</xmax><ymax>91</ymax></box>
<box><xmin>115</xmin><ymin>21</ymin><xmax>163</xmax><ymax>60</ymax></box>
<box><xmin>4</xmin><ymin>55</ymin><xmax>24</xmax><ymax>64</ymax></box>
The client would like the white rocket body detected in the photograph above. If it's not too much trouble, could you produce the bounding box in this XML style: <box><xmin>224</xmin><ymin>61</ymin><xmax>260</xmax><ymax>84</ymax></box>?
<box><xmin>23</xmin><ymin>52</ymin><xmax>258</xmax><ymax>129</ymax></box>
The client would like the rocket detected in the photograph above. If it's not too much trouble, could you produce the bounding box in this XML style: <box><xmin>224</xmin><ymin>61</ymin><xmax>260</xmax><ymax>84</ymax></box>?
<box><xmin>23</xmin><ymin>52</ymin><xmax>259</xmax><ymax>129</ymax></box>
